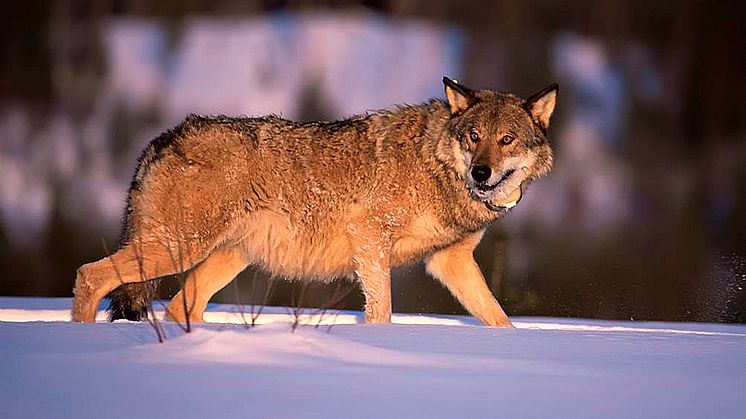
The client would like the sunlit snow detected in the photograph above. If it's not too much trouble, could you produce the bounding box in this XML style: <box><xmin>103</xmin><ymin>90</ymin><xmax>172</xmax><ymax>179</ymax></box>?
<box><xmin>2</xmin><ymin>297</ymin><xmax>744</xmax><ymax>418</ymax></box>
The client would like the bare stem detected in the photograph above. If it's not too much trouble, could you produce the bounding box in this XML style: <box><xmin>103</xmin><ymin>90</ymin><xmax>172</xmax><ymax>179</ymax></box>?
<box><xmin>252</xmin><ymin>276</ymin><xmax>275</xmax><ymax>327</ymax></box>
<box><xmin>232</xmin><ymin>276</ymin><xmax>250</xmax><ymax>328</ymax></box>
<box><xmin>101</xmin><ymin>236</ymin><xmax>165</xmax><ymax>343</ymax></box>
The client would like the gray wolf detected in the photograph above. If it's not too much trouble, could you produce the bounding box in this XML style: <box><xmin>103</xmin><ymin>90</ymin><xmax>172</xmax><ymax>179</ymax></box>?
<box><xmin>71</xmin><ymin>76</ymin><xmax>557</xmax><ymax>326</ymax></box>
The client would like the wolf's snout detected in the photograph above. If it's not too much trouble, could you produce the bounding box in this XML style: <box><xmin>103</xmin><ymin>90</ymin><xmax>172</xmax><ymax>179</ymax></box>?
<box><xmin>471</xmin><ymin>165</ymin><xmax>491</xmax><ymax>183</ymax></box>
<box><xmin>499</xmin><ymin>168</ymin><xmax>515</xmax><ymax>183</ymax></box>
<box><xmin>471</xmin><ymin>166</ymin><xmax>516</xmax><ymax>189</ymax></box>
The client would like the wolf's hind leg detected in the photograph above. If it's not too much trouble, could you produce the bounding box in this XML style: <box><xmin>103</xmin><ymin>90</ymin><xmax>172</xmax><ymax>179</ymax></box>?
<box><xmin>425</xmin><ymin>230</ymin><xmax>513</xmax><ymax>327</ymax></box>
<box><xmin>165</xmin><ymin>246</ymin><xmax>249</xmax><ymax>323</ymax></box>
<box><xmin>72</xmin><ymin>243</ymin><xmax>201</xmax><ymax>323</ymax></box>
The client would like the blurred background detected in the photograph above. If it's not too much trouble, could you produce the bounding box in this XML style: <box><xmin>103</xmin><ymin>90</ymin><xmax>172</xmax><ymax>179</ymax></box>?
<box><xmin>1</xmin><ymin>0</ymin><xmax>745</xmax><ymax>323</ymax></box>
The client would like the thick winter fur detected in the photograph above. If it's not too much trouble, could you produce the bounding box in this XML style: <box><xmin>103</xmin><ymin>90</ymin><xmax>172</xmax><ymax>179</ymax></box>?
<box><xmin>72</xmin><ymin>77</ymin><xmax>557</xmax><ymax>326</ymax></box>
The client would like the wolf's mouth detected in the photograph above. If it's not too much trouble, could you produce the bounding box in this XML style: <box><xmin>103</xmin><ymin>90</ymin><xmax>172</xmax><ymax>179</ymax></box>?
<box><xmin>468</xmin><ymin>167</ymin><xmax>525</xmax><ymax>211</ymax></box>
<box><xmin>474</xmin><ymin>168</ymin><xmax>515</xmax><ymax>193</ymax></box>
<box><xmin>484</xmin><ymin>186</ymin><xmax>523</xmax><ymax>211</ymax></box>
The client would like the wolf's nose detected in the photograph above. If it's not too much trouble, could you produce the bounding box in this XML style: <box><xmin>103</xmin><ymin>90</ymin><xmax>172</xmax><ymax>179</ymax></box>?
<box><xmin>471</xmin><ymin>165</ymin><xmax>491</xmax><ymax>183</ymax></box>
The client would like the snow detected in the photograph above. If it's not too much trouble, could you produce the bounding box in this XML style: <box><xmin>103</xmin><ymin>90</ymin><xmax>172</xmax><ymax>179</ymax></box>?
<box><xmin>1</xmin><ymin>297</ymin><xmax>745</xmax><ymax>418</ymax></box>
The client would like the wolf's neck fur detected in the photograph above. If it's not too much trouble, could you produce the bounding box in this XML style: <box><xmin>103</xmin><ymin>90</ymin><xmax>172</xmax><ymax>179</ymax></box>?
<box><xmin>363</xmin><ymin>99</ymin><xmax>501</xmax><ymax>236</ymax></box>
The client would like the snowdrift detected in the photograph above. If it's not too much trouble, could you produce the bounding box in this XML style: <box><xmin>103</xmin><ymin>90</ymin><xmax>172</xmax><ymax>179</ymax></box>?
<box><xmin>1</xmin><ymin>297</ymin><xmax>744</xmax><ymax>418</ymax></box>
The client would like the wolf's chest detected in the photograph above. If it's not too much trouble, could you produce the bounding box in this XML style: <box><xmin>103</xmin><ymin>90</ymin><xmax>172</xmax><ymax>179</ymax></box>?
<box><xmin>391</xmin><ymin>213</ymin><xmax>462</xmax><ymax>266</ymax></box>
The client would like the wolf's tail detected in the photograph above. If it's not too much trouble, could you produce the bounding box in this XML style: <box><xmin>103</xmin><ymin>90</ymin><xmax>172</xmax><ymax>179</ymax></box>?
<box><xmin>107</xmin><ymin>282</ymin><xmax>156</xmax><ymax>321</ymax></box>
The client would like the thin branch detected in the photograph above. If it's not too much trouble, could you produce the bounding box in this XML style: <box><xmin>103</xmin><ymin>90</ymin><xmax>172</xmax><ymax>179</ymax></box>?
<box><xmin>232</xmin><ymin>275</ymin><xmax>250</xmax><ymax>328</ymax></box>
<box><xmin>162</xmin><ymin>241</ymin><xmax>189</xmax><ymax>333</ymax></box>
<box><xmin>101</xmin><ymin>236</ymin><xmax>164</xmax><ymax>343</ymax></box>
<box><xmin>132</xmin><ymin>233</ymin><xmax>167</xmax><ymax>342</ymax></box>
<box><xmin>252</xmin><ymin>276</ymin><xmax>276</xmax><ymax>327</ymax></box>
<box><xmin>176</xmin><ymin>192</ymin><xmax>193</xmax><ymax>333</ymax></box>
<box><xmin>313</xmin><ymin>280</ymin><xmax>354</xmax><ymax>330</ymax></box>
<box><xmin>287</xmin><ymin>280</ymin><xmax>310</xmax><ymax>332</ymax></box>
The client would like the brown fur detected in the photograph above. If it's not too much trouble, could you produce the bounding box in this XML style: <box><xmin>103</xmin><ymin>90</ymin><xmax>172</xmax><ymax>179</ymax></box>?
<box><xmin>72</xmin><ymin>77</ymin><xmax>557</xmax><ymax>327</ymax></box>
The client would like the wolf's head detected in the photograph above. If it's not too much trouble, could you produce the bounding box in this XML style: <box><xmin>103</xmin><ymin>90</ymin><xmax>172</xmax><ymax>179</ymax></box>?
<box><xmin>441</xmin><ymin>77</ymin><xmax>557</xmax><ymax>211</ymax></box>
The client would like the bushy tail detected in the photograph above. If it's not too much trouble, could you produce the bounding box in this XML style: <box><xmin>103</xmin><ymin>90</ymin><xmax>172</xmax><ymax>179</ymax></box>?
<box><xmin>107</xmin><ymin>282</ymin><xmax>157</xmax><ymax>321</ymax></box>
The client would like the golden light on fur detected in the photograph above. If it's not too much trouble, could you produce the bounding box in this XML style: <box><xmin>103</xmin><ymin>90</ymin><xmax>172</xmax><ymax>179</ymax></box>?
<box><xmin>71</xmin><ymin>78</ymin><xmax>557</xmax><ymax>328</ymax></box>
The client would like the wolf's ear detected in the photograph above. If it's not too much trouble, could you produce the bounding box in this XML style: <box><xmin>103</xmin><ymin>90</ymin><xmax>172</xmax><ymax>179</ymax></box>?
<box><xmin>524</xmin><ymin>84</ymin><xmax>559</xmax><ymax>132</ymax></box>
<box><xmin>443</xmin><ymin>76</ymin><xmax>478</xmax><ymax>116</ymax></box>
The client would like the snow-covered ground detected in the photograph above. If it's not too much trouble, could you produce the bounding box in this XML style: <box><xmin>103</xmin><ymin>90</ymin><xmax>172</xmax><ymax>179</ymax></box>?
<box><xmin>2</xmin><ymin>297</ymin><xmax>745</xmax><ymax>418</ymax></box>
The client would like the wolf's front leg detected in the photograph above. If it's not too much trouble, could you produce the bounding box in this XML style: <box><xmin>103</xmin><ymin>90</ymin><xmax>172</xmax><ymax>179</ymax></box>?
<box><xmin>425</xmin><ymin>230</ymin><xmax>513</xmax><ymax>327</ymax></box>
<box><xmin>352</xmin><ymin>241</ymin><xmax>392</xmax><ymax>324</ymax></box>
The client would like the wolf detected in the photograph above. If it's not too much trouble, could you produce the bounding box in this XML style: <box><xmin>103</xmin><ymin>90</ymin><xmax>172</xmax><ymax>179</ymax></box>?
<box><xmin>71</xmin><ymin>77</ymin><xmax>557</xmax><ymax>327</ymax></box>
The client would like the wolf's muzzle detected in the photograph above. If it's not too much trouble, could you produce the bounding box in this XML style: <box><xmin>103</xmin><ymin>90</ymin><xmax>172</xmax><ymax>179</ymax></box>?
<box><xmin>473</xmin><ymin>167</ymin><xmax>515</xmax><ymax>192</ymax></box>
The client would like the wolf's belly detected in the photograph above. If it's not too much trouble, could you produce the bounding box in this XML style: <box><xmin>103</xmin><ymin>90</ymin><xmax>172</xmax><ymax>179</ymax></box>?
<box><xmin>233</xmin><ymin>210</ymin><xmax>355</xmax><ymax>279</ymax></box>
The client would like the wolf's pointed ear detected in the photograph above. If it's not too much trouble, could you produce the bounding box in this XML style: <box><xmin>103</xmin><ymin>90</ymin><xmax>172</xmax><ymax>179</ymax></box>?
<box><xmin>443</xmin><ymin>76</ymin><xmax>478</xmax><ymax>116</ymax></box>
<box><xmin>524</xmin><ymin>84</ymin><xmax>559</xmax><ymax>133</ymax></box>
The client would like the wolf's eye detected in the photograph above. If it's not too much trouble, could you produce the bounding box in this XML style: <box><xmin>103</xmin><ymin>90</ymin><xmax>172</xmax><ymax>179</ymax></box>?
<box><xmin>469</xmin><ymin>131</ymin><xmax>480</xmax><ymax>142</ymax></box>
<box><xmin>501</xmin><ymin>134</ymin><xmax>515</xmax><ymax>145</ymax></box>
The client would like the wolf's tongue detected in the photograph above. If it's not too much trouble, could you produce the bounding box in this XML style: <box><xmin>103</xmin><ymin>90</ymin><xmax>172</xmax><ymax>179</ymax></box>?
<box><xmin>494</xmin><ymin>187</ymin><xmax>522</xmax><ymax>209</ymax></box>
